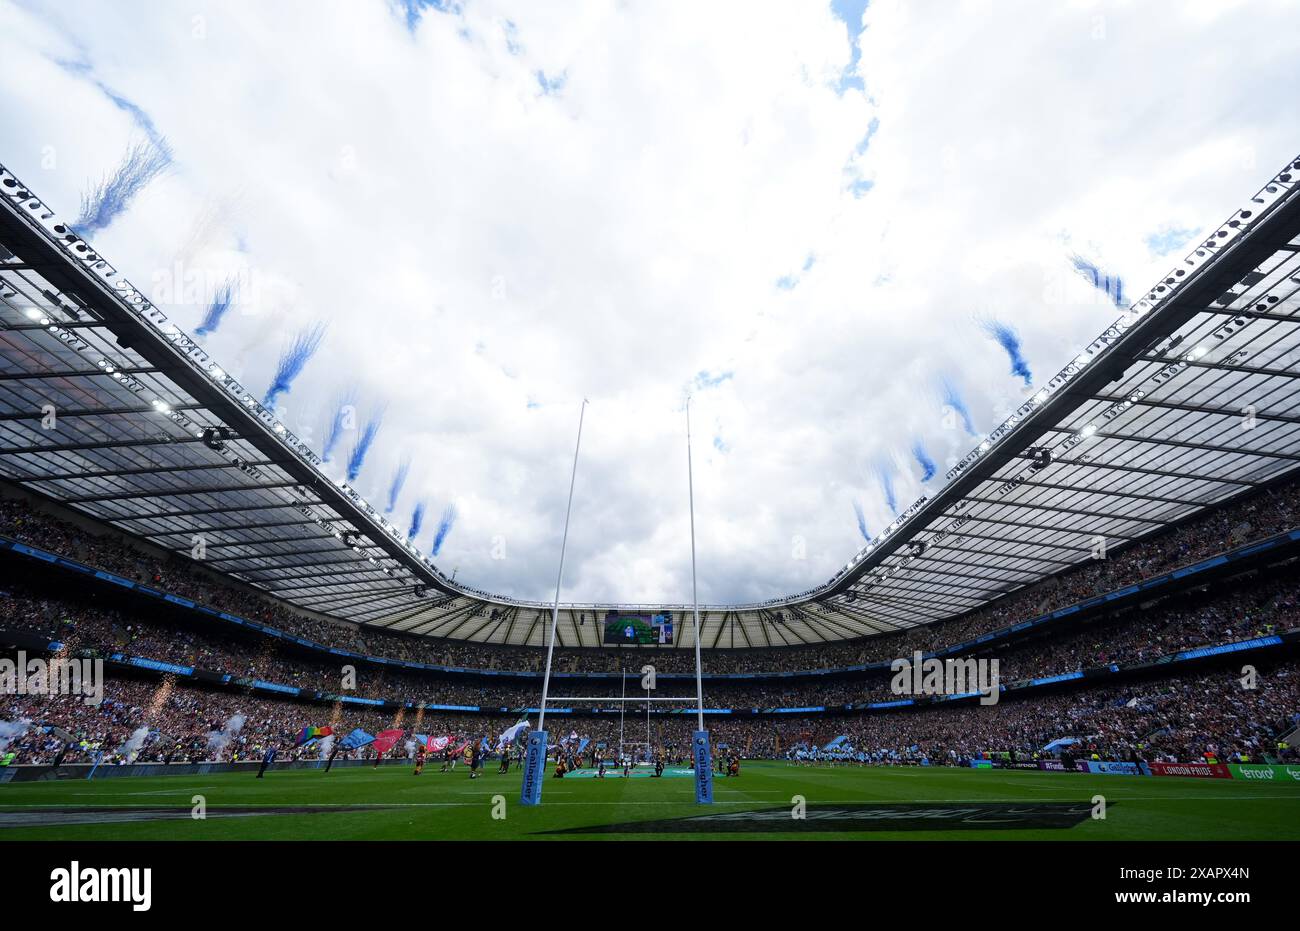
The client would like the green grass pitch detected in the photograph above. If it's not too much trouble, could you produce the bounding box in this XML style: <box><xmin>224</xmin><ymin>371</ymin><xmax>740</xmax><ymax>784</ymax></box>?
<box><xmin>2</xmin><ymin>762</ymin><xmax>1298</xmax><ymax>841</ymax></box>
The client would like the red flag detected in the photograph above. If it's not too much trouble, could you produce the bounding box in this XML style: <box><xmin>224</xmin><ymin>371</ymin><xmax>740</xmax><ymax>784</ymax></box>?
<box><xmin>372</xmin><ymin>728</ymin><xmax>405</xmax><ymax>755</ymax></box>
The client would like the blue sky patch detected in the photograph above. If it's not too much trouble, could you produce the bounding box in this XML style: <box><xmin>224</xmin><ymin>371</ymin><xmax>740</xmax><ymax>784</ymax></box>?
<box><xmin>694</xmin><ymin>370</ymin><xmax>734</xmax><ymax>390</ymax></box>
<box><xmin>831</xmin><ymin>0</ymin><xmax>870</xmax><ymax>94</ymax></box>
<box><xmin>537</xmin><ymin>70</ymin><xmax>567</xmax><ymax>95</ymax></box>
<box><xmin>1145</xmin><ymin>225</ymin><xmax>1199</xmax><ymax>257</ymax></box>
<box><xmin>394</xmin><ymin>0</ymin><xmax>461</xmax><ymax>33</ymax></box>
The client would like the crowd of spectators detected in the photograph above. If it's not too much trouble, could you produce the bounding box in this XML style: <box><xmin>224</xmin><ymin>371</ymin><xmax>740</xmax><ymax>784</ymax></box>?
<box><xmin>4</xmin><ymin>474</ymin><xmax>1298</xmax><ymax>678</ymax></box>
<box><xmin>3</xmin><ymin>561</ymin><xmax>1295</xmax><ymax>712</ymax></box>
<box><xmin>0</xmin><ymin>671</ymin><xmax>780</xmax><ymax>767</ymax></box>
<box><xmin>825</xmin><ymin>665</ymin><xmax>1299</xmax><ymax>766</ymax></box>
<box><xmin>3</xmin><ymin>662</ymin><xmax>1295</xmax><ymax>768</ymax></box>
<box><xmin>974</xmin><ymin>578</ymin><xmax>1296</xmax><ymax>681</ymax></box>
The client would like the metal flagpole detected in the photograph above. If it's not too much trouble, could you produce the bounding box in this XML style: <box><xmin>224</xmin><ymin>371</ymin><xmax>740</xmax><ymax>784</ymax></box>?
<box><xmin>521</xmin><ymin>399</ymin><xmax>587</xmax><ymax>805</ymax></box>
<box><xmin>686</xmin><ymin>397</ymin><xmax>713</xmax><ymax>803</ymax></box>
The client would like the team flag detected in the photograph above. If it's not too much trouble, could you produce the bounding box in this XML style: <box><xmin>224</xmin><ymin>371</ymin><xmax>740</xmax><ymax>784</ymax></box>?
<box><xmin>339</xmin><ymin>728</ymin><xmax>375</xmax><ymax>750</ymax></box>
<box><xmin>372</xmin><ymin>728</ymin><xmax>405</xmax><ymax>756</ymax></box>
<box><xmin>295</xmin><ymin>725</ymin><xmax>334</xmax><ymax>747</ymax></box>
<box><xmin>498</xmin><ymin>718</ymin><xmax>530</xmax><ymax>749</ymax></box>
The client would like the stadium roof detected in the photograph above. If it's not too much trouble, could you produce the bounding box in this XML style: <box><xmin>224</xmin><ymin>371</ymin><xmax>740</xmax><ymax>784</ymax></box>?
<box><xmin>3</xmin><ymin>154</ymin><xmax>1300</xmax><ymax>648</ymax></box>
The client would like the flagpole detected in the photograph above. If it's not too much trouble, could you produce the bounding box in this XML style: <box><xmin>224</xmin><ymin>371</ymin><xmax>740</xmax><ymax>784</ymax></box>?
<box><xmin>686</xmin><ymin>397</ymin><xmax>704</xmax><ymax>733</ymax></box>
<box><xmin>537</xmin><ymin>399</ymin><xmax>587</xmax><ymax>735</ymax></box>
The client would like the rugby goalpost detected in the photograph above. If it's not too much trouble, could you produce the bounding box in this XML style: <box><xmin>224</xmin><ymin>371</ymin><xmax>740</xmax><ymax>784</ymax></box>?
<box><xmin>616</xmin><ymin>670</ymin><xmax>654</xmax><ymax>765</ymax></box>
<box><xmin>520</xmin><ymin>399</ymin><xmax>714</xmax><ymax>805</ymax></box>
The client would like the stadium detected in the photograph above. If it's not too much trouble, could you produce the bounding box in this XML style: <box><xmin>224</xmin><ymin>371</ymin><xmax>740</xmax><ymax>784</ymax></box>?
<box><xmin>1</xmin><ymin>2</ymin><xmax>1299</xmax><ymax>907</ymax></box>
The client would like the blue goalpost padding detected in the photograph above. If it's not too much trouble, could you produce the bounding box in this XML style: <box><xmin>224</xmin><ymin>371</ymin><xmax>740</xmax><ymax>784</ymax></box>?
<box><xmin>693</xmin><ymin>730</ymin><xmax>714</xmax><ymax>804</ymax></box>
<box><xmin>520</xmin><ymin>730</ymin><xmax>548</xmax><ymax>806</ymax></box>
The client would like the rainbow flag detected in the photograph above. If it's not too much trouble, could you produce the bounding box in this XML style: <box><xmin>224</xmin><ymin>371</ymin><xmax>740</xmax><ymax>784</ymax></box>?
<box><xmin>294</xmin><ymin>725</ymin><xmax>334</xmax><ymax>747</ymax></box>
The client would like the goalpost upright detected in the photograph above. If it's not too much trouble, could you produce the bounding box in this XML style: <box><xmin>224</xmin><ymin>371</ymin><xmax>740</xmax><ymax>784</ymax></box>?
<box><xmin>520</xmin><ymin>400</ymin><xmax>587</xmax><ymax>806</ymax></box>
<box><xmin>685</xmin><ymin>397</ymin><xmax>714</xmax><ymax>804</ymax></box>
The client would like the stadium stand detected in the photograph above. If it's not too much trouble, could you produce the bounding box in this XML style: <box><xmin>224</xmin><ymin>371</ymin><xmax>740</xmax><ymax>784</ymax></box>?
<box><xmin>4</xmin><ymin>470</ymin><xmax>1299</xmax><ymax>676</ymax></box>
<box><xmin>3</xmin><ymin>150</ymin><xmax>1300</xmax><ymax>787</ymax></box>
<box><xmin>4</xmin><ymin>475</ymin><xmax>1297</xmax><ymax>770</ymax></box>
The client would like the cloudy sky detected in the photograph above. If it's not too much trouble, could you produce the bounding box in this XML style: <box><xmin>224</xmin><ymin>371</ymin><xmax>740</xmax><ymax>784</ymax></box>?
<box><xmin>1</xmin><ymin>0</ymin><xmax>1298</xmax><ymax>605</ymax></box>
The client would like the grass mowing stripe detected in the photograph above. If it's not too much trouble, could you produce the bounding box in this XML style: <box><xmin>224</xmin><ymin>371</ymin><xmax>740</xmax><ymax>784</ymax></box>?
<box><xmin>2</xmin><ymin>761</ymin><xmax>1296</xmax><ymax>840</ymax></box>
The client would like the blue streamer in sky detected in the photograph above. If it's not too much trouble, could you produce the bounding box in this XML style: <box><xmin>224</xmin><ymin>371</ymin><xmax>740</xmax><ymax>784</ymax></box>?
<box><xmin>941</xmin><ymin>378</ymin><xmax>977</xmax><ymax>436</ymax></box>
<box><xmin>386</xmin><ymin>458</ymin><xmax>411</xmax><ymax>514</ymax></box>
<box><xmin>1070</xmin><ymin>253</ymin><xmax>1127</xmax><ymax>308</ymax></box>
<box><xmin>432</xmin><ymin>504</ymin><xmax>458</xmax><ymax>555</ymax></box>
<box><xmin>346</xmin><ymin>411</ymin><xmax>384</xmax><ymax>483</ymax></box>
<box><xmin>75</xmin><ymin>139</ymin><xmax>172</xmax><ymax>236</ymax></box>
<box><xmin>853</xmin><ymin>500</ymin><xmax>870</xmax><ymax>542</ymax></box>
<box><xmin>408</xmin><ymin>501</ymin><xmax>426</xmax><ymax>541</ymax></box>
<box><xmin>194</xmin><ymin>278</ymin><xmax>235</xmax><ymax>338</ymax></box>
<box><xmin>980</xmin><ymin>319</ymin><xmax>1033</xmax><ymax>387</ymax></box>
<box><xmin>875</xmin><ymin>462</ymin><xmax>897</xmax><ymax>515</ymax></box>
<box><xmin>264</xmin><ymin>323</ymin><xmax>327</xmax><ymax>408</ymax></box>
<box><xmin>911</xmin><ymin>442</ymin><xmax>937</xmax><ymax>482</ymax></box>
<box><xmin>322</xmin><ymin>388</ymin><xmax>358</xmax><ymax>464</ymax></box>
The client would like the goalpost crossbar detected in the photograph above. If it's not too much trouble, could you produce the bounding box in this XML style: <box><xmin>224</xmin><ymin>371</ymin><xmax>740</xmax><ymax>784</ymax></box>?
<box><xmin>545</xmin><ymin>696</ymin><xmax>701</xmax><ymax>703</ymax></box>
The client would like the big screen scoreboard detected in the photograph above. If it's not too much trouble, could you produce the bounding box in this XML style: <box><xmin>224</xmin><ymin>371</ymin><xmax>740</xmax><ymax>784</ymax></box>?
<box><xmin>603</xmin><ymin>611</ymin><xmax>674</xmax><ymax>644</ymax></box>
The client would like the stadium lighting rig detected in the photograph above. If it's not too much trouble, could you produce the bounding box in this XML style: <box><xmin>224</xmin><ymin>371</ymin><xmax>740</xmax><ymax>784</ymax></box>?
<box><xmin>200</xmin><ymin>426</ymin><xmax>233</xmax><ymax>451</ymax></box>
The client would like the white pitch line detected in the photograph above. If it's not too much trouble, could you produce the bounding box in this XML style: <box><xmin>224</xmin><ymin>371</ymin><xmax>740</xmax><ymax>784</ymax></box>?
<box><xmin>1</xmin><ymin>795</ymin><xmax>1299</xmax><ymax>809</ymax></box>
<box><xmin>65</xmin><ymin>788</ymin><xmax>219</xmax><ymax>797</ymax></box>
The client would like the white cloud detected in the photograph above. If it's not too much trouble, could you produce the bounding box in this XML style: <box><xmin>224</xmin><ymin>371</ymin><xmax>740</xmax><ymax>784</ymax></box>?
<box><xmin>1</xmin><ymin>0</ymin><xmax>1297</xmax><ymax>605</ymax></box>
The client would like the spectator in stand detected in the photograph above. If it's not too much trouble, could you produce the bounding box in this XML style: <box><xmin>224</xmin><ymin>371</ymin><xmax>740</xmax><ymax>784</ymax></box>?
<box><xmin>3</xmin><ymin>477</ymin><xmax>1299</xmax><ymax>675</ymax></box>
